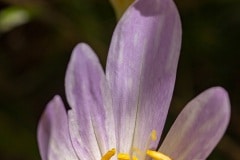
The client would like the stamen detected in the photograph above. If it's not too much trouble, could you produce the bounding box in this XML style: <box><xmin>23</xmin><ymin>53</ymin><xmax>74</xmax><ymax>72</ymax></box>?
<box><xmin>101</xmin><ymin>148</ymin><xmax>116</xmax><ymax>160</ymax></box>
<box><xmin>144</xmin><ymin>130</ymin><xmax>158</xmax><ymax>152</ymax></box>
<box><xmin>131</xmin><ymin>130</ymin><xmax>159</xmax><ymax>160</ymax></box>
<box><xmin>118</xmin><ymin>153</ymin><xmax>130</xmax><ymax>160</ymax></box>
<box><xmin>151</xmin><ymin>130</ymin><xmax>157</xmax><ymax>141</ymax></box>
<box><xmin>102</xmin><ymin>129</ymin><xmax>164</xmax><ymax>160</ymax></box>
<box><xmin>146</xmin><ymin>150</ymin><xmax>172</xmax><ymax>160</ymax></box>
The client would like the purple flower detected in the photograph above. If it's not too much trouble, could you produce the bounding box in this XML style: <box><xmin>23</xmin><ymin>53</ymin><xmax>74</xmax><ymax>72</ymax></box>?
<box><xmin>37</xmin><ymin>0</ymin><xmax>230</xmax><ymax>160</ymax></box>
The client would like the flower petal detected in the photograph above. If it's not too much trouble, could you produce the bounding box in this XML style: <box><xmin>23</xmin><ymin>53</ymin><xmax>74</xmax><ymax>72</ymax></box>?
<box><xmin>37</xmin><ymin>95</ymin><xmax>79</xmax><ymax>160</ymax></box>
<box><xmin>159</xmin><ymin>87</ymin><xmax>231</xmax><ymax>159</ymax></box>
<box><xmin>65</xmin><ymin>43</ymin><xmax>116</xmax><ymax>159</ymax></box>
<box><xmin>106</xmin><ymin>0</ymin><xmax>182</xmax><ymax>153</ymax></box>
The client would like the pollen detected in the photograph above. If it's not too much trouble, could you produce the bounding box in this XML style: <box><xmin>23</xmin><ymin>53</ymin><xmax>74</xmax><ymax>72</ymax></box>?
<box><xmin>146</xmin><ymin>150</ymin><xmax>172</xmax><ymax>160</ymax></box>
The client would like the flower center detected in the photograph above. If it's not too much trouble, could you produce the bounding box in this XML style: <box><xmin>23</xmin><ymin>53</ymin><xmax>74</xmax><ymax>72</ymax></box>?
<box><xmin>101</xmin><ymin>130</ymin><xmax>172</xmax><ymax>160</ymax></box>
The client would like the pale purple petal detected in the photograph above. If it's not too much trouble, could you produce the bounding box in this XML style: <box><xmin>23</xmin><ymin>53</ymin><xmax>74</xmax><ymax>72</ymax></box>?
<box><xmin>106</xmin><ymin>0</ymin><xmax>181</xmax><ymax>153</ymax></box>
<box><xmin>159</xmin><ymin>87</ymin><xmax>230</xmax><ymax>160</ymax></box>
<box><xmin>37</xmin><ymin>95</ymin><xmax>79</xmax><ymax>160</ymax></box>
<box><xmin>65</xmin><ymin>43</ymin><xmax>116</xmax><ymax>159</ymax></box>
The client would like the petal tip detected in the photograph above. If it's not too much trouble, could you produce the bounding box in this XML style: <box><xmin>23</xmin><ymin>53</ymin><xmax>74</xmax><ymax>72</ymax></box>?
<box><xmin>71</xmin><ymin>42</ymin><xmax>99</xmax><ymax>64</ymax></box>
<box><xmin>74</xmin><ymin>42</ymin><xmax>89</xmax><ymax>51</ymax></box>
<box><xmin>208</xmin><ymin>86</ymin><xmax>230</xmax><ymax>108</ymax></box>
<box><xmin>206</xmin><ymin>86</ymin><xmax>231</xmax><ymax>123</ymax></box>
<box><xmin>52</xmin><ymin>94</ymin><xmax>61</xmax><ymax>103</ymax></box>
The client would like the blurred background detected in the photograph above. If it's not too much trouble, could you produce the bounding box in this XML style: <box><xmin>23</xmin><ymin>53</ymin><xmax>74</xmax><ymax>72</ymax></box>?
<box><xmin>0</xmin><ymin>0</ymin><xmax>239</xmax><ymax>159</ymax></box>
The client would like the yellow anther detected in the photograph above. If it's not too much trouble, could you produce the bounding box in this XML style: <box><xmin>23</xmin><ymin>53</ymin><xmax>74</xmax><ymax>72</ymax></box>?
<box><xmin>151</xmin><ymin>130</ymin><xmax>157</xmax><ymax>141</ymax></box>
<box><xmin>101</xmin><ymin>148</ymin><xmax>116</xmax><ymax>160</ymax></box>
<box><xmin>146</xmin><ymin>150</ymin><xmax>172</xmax><ymax>160</ymax></box>
<box><xmin>118</xmin><ymin>153</ymin><xmax>130</xmax><ymax>160</ymax></box>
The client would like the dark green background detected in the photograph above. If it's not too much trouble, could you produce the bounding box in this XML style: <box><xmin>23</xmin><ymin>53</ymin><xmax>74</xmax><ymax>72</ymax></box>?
<box><xmin>0</xmin><ymin>0</ymin><xmax>239</xmax><ymax>159</ymax></box>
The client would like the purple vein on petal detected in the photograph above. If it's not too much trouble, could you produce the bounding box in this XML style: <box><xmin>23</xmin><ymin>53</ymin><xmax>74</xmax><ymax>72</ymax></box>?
<box><xmin>159</xmin><ymin>87</ymin><xmax>231</xmax><ymax>160</ymax></box>
<box><xmin>65</xmin><ymin>43</ymin><xmax>116</xmax><ymax>159</ymax></box>
<box><xmin>37</xmin><ymin>95</ymin><xmax>79</xmax><ymax>160</ymax></box>
<box><xmin>106</xmin><ymin>0</ymin><xmax>182</xmax><ymax>153</ymax></box>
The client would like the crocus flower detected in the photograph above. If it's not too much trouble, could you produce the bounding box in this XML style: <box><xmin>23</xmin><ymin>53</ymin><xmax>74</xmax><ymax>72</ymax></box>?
<box><xmin>37</xmin><ymin>0</ymin><xmax>230</xmax><ymax>160</ymax></box>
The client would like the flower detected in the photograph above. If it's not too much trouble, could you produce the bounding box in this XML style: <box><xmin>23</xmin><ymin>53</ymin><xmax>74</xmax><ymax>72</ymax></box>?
<box><xmin>37</xmin><ymin>0</ymin><xmax>230</xmax><ymax>160</ymax></box>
